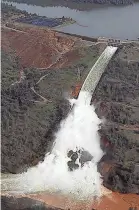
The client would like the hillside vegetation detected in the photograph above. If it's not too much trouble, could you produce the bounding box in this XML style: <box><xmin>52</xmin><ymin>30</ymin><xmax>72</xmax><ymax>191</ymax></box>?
<box><xmin>3</xmin><ymin>0</ymin><xmax>136</xmax><ymax>10</ymax></box>
<box><xmin>1</xmin><ymin>44</ymin><xmax>100</xmax><ymax>173</ymax></box>
<box><xmin>1</xmin><ymin>51</ymin><xmax>70</xmax><ymax>173</ymax></box>
<box><xmin>94</xmin><ymin>43</ymin><xmax>139</xmax><ymax>194</ymax></box>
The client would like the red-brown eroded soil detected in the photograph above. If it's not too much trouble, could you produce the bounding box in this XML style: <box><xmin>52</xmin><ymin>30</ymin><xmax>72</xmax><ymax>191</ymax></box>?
<box><xmin>93</xmin><ymin>193</ymin><xmax>139</xmax><ymax>210</ymax></box>
<box><xmin>26</xmin><ymin>191</ymin><xmax>139</xmax><ymax>210</ymax></box>
<box><xmin>1</xmin><ymin>26</ymin><xmax>80</xmax><ymax>69</ymax></box>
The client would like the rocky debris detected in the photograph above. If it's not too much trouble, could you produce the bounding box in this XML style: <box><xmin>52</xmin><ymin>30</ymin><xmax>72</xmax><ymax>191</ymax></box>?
<box><xmin>1</xmin><ymin>195</ymin><xmax>64</xmax><ymax>210</ymax></box>
<box><xmin>67</xmin><ymin>149</ymin><xmax>93</xmax><ymax>171</ymax></box>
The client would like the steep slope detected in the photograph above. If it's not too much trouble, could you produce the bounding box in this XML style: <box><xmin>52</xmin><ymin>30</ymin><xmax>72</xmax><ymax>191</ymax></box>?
<box><xmin>93</xmin><ymin>43</ymin><xmax>139</xmax><ymax>194</ymax></box>
<box><xmin>2</xmin><ymin>27</ymin><xmax>78</xmax><ymax>68</ymax></box>
<box><xmin>1</xmin><ymin>43</ymin><xmax>100</xmax><ymax>173</ymax></box>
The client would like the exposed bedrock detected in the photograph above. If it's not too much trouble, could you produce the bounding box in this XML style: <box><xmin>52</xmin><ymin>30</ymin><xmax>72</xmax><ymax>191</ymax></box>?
<box><xmin>67</xmin><ymin>149</ymin><xmax>93</xmax><ymax>171</ymax></box>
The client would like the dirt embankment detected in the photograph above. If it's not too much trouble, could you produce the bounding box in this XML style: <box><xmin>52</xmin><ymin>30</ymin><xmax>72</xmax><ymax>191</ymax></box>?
<box><xmin>1</xmin><ymin>26</ymin><xmax>81</xmax><ymax>69</ymax></box>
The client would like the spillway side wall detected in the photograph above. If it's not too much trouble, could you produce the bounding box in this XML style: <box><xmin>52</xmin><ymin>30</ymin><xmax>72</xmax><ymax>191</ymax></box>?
<box><xmin>78</xmin><ymin>46</ymin><xmax>117</xmax><ymax>103</ymax></box>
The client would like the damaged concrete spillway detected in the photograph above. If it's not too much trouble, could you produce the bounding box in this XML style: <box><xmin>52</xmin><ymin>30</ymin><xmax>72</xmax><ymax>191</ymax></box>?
<box><xmin>78</xmin><ymin>46</ymin><xmax>117</xmax><ymax>104</ymax></box>
<box><xmin>1</xmin><ymin>46</ymin><xmax>117</xmax><ymax>197</ymax></box>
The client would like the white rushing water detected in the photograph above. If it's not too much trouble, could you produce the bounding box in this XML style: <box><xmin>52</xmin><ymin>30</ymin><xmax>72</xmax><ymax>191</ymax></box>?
<box><xmin>2</xmin><ymin>46</ymin><xmax>117</xmax><ymax>200</ymax></box>
<box><xmin>2</xmin><ymin>92</ymin><xmax>103</xmax><ymax>200</ymax></box>
<box><xmin>79</xmin><ymin>46</ymin><xmax>117</xmax><ymax>98</ymax></box>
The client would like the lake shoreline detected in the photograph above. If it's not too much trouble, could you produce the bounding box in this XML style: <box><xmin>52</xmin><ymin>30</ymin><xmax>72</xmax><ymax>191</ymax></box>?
<box><xmin>3</xmin><ymin>0</ymin><xmax>139</xmax><ymax>40</ymax></box>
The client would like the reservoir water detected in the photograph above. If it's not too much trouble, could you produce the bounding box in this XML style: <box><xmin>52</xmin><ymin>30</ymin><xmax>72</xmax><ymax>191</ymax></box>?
<box><xmin>4</xmin><ymin>1</ymin><xmax>139</xmax><ymax>40</ymax></box>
